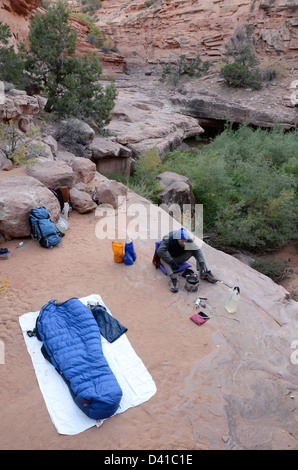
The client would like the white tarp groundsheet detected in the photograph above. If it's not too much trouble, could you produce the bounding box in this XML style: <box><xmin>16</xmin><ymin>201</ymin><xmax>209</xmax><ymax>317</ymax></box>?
<box><xmin>19</xmin><ymin>294</ymin><xmax>157</xmax><ymax>435</ymax></box>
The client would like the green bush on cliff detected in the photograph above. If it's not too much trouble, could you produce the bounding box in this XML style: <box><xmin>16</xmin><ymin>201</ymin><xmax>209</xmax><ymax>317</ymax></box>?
<box><xmin>161</xmin><ymin>54</ymin><xmax>211</xmax><ymax>86</ymax></box>
<box><xmin>73</xmin><ymin>12</ymin><xmax>106</xmax><ymax>49</ymax></box>
<box><xmin>220</xmin><ymin>61</ymin><xmax>262</xmax><ymax>89</ymax></box>
<box><xmin>81</xmin><ymin>0</ymin><xmax>102</xmax><ymax>16</ymax></box>
<box><xmin>144</xmin><ymin>0</ymin><xmax>160</xmax><ymax>7</ymax></box>
<box><xmin>220</xmin><ymin>24</ymin><xmax>262</xmax><ymax>90</ymax></box>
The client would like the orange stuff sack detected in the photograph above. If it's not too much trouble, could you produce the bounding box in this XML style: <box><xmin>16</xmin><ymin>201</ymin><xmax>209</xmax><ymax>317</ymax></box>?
<box><xmin>112</xmin><ymin>242</ymin><xmax>124</xmax><ymax>263</ymax></box>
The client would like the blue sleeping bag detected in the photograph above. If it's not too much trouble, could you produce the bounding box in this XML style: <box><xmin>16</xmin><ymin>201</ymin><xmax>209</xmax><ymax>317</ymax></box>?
<box><xmin>36</xmin><ymin>298</ymin><xmax>123</xmax><ymax>420</ymax></box>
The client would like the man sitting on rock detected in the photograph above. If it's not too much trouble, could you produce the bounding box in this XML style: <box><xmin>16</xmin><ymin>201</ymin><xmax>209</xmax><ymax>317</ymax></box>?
<box><xmin>157</xmin><ymin>228</ymin><xmax>218</xmax><ymax>292</ymax></box>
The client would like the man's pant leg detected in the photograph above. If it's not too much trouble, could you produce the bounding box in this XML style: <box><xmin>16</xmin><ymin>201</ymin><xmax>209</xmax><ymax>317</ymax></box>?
<box><xmin>161</xmin><ymin>249</ymin><xmax>205</xmax><ymax>276</ymax></box>
<box><xmin>189</xmin><ymin>248</ymin><xmax>206</xmax><ymax>271</ymax></box>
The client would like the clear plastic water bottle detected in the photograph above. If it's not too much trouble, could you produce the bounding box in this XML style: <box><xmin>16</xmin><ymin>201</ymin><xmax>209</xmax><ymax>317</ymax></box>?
<box><xmin>62</xmin><ymin>202</ymin><xmax>69</xmax><ymax>220</ymax></box>
<box><xmin>225</xmin><ymin>286</ymin><xmax>240</xmax><ymax>313</ymax></box>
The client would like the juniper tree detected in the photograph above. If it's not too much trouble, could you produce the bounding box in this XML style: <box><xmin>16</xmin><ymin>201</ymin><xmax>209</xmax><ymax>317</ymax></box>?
<box><xmin>27</xmin><ymin>0</ymin><xmax>117</xmax><ymax>129</ymax></box>
<box><xmin>0</xmin><ymin>22</ymin><xmax>26</xmax><ymax>88</ymax></box>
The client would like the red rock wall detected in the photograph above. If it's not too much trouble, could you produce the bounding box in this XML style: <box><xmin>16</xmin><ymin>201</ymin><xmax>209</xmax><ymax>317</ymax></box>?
<box><xmin>0</xmin><ymin>0</ymin><xmax>42</xmax><ymax>45</ymax></box>
<box><xmin>97</xmin><ymin>0</ymin><xmax>298</xmax><ymax>67</ymax></box>
<box><xmin>68</xmin><ymin>14</ymin><xmax>127</xmax><ymax>74</ymax></box>
<box><xmin>1</xmin><ymin>0</ymin><xmax>296</xmax><ymax>71</ymax></box>
<box><xmin>8</xmin><ymin>0</ymin><xmax>42</xmax><ymax>15</ymax></box>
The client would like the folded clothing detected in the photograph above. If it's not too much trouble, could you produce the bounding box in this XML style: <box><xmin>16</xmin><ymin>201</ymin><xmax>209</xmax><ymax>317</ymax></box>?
<box><xmin>91</xmin><ymin>304</ymin><xmax>127</xmax><ymax>343</ymax></box>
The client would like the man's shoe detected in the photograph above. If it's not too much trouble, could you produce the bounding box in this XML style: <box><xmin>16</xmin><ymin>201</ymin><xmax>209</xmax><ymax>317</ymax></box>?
<box><xmin>200</xmin><ymin>270</ymin><xmax>218</xmax><ymax>283</ymax></box>
<box><xmin>170</xmin><ymin>275</ymin><xmax>178</xmax><ymax>292</ymax></box>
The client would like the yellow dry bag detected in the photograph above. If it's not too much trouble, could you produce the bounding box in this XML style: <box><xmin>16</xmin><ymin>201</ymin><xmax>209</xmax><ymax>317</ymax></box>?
<box><xmin>112</xmin><ymin>242</ymin><xmax>124</xmax><ymax>263</ymax></box>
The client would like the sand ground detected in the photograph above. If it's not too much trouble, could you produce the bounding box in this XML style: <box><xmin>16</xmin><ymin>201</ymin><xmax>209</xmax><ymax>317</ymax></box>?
<box><xmin>0</xmin><ymin>168</ymin><xmax>297</xmax><ymax>451</ymax></box>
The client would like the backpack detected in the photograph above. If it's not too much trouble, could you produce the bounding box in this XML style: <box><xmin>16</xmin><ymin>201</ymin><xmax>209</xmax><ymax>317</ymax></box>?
<box><xmin>29</xmin><ymin>207</ymin><xmax>61</xmax><ymax>248</ymax></box>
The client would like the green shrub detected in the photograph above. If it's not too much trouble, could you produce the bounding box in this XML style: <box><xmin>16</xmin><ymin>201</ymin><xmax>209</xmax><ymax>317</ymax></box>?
<box><xmin>211</xmin><ymin>124</ymin><xmax>298</xmax><ymax>170</ymax></box>
<box><xmin>144</xmin><ymin>0</ymin><xmax>159</xmax><ymax>7</ymax></box>
<box><xmin>131</xmin><ymin>148</ymin><xmax>162</xmax><ymax>203</ymax></box>
<box><xmin>159</xmin><ymin>124</ymin><xmax>298</xmax><ymax>251</ymax></box>
<box><xmin>261</xmin><ymin>61</ymin><xmax>288</xmax><ymax>82</ymax></box>
<box><xmin>221</xmin><ymin>24</ymin><xmax>263</xmax><ymax>89</ymax></box>
<box><xmin>225</xmin><ymin>24</ymin><xmax>259</xmax><ymax>68</ymax></box>
<box><xmin>161</xmin><ymin>54</ymin><xmax>211</xmax><ymax>86</ymax></box>
<box><xmin>0</xmin><ymin>120</ymin><xmax>43</xmax><ymax>166</ymax></box>
<box><xmin>251</xmin><ymin>257</ymin><xmax>289</xmax><ymax>282</ymax></box>
<box><xmin>73</xmin><ymin>12</ymin><xmax>106</xmax><ymax>48</ymax></box>
<box><xmin>220</xmin><ymin>61</ymin><xmax>262</xmax><ymax>89</ymax></box>
<box><xmin>41</xmin><ymin>1</ymin><xmax>51</xmax><ymax>9</ymax></box>
<box><xmin>109</xmin><ymin>125</ymin><xmax>297</xmax><ymax>253</ymax></box>
<box><xmin>108</xmin><ymin>147</ymin><xmax>163</xmax><ymax>204</ymax></box>
<box><xmin>160</xmin><ymin>148</ymin><xmax>232</xmax><ymax>229</ymax></box>
<box><xmin>81</xmin><ymin>0</ymin><xmax>102</xmax><ymax>15</ymax></box>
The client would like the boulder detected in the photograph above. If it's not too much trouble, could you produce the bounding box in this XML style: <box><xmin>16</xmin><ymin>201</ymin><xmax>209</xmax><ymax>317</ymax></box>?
<box><xmin>28</xmin><ymin>140</ymin><xmax>54</xmax><ymax>160</ymax></box>
<box><xmin>57</xmin><ymin>118</ymin><xmax>95</xmax><ymax>145</ymax></box>
<box><xmin>42</xmin><ymin>135</ymin><xmax>58</xmax><ymax>155</ymax></box>
<box><xmin>95</xmin><ymin>156</ymin><xmax>134</xmax><ymax>177</ymax></box>
<box><xmin>71</xmin><ymin>157</ymin><xmax>96</xmax><ymax>185</ymax></box>
<box><xmin>157</xmin><ymin>171</ymin><xmax>195</xmax><ymax>214</ymax></box>
<box><xmin>69</xmin><ymin>186</ymin><xmax>97</xmax><ymax>214</ymax></box>
<box><xmin>107</xmin><ymin>92</ymin><xmax>204</xmax><ymax>158</ymax></box>
<box><xmin>54</xmin><ymin>118</ymin><xmax>95</xmax><ymax>158</ymax></box>
<box><xmin>170</xmin><ymin>82</ymin><xmax>298</xmax><ymax>130</ymax></box>
<box><xmin>0</xmin><ymin>175</ymin><xmax>61</xmax><ymax>238</ymax></box>
<box><xmin>1</xmin><ymin>89</ymin><xmax>42</xmax><ymax>121</ymax></box>
<box><xmin>90</xmin><ymin>135</ymin><xmax>134</xmax><ymax>175</ymax></box>
<box><xmin>94</xmin><ymin>173</ymin><xmax>128</xmax><ymax>208</ymax></box>
<box><xmin>18</xmin><ymin>116</ymin><xmax>32</xmax><ymax>133</ymax></box>
<box><xmin>73</xmin><ymin>181</ymin><xmax>94</xmax><ymax>197</ymax></box>
<box><xmin>26</xmin><ymin>158</ymin><xmax>75</xmax><ymax>188</ymax></box>
<box><xmin>0</xmin><ymin>87</ymin><xmax>47</xmax><ymax>131</ymax></box>
<box><xmin>26</xmin><ymin>156</ymin><xmax>96</xmax><ymax>191</ymax></box>
<box><xmin>0</xmin><ymin>154</ymin><xmax>13</xmax><ymax>171</ymax></box>
<box><xmin>91</xmin><ymin>136</ymin><xmax>132</xmax><ymax>160</ymax></box>
<box><xmin>56</xmin><ymin>150</ymin><xmax>76</xmax><ymax>165</ymax></box>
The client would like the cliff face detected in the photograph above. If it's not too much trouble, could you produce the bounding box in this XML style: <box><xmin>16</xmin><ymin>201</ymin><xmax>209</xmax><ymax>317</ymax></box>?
<box><xmin>7</xmin><ymin>0</ymin><xmax>41</xmax><ymax>15</ymax></box>
<box><xmin>97</xmin><ymin>0</ymin><xmax>298</xmax><ymax>67</ymax></box>
<box><xmin>0</xmin><ymin>0</ymin><xmax>42</xmax><ymax>44</ymax></box>
<box><xmin>0</xmin><ymin>0</ymin><xmax>41</xmax><ymax>15</ymax></box>
<box><xmin>1</xmin><ymin>0</ymin><xmax>297</xmax><ymax>71</ymax></box>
